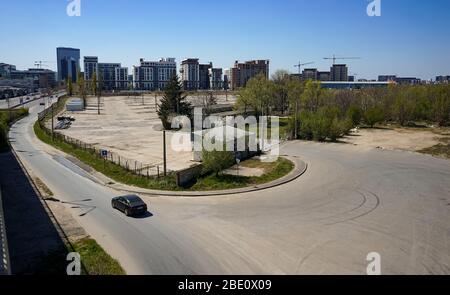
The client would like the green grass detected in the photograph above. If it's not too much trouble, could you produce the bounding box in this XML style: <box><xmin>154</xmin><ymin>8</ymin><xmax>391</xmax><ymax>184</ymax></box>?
<box><xmin>0</xmin><ymin>108</ymin><xmax>29</xmax><ymax>152</ymax></box>
<box><xmin>71</xmin><ymin>238</ymin><xmax>125</xmax><ymax>275</ymax></box>
<box><xmin>190</xmin><ymin>157</ymin><xmax>294</xmax><ymax>191</ymax></box>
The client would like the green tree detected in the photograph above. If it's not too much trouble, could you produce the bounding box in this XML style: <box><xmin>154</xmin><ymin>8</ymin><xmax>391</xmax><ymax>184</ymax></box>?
<box><xmin>286</xmin><ymin>78</ymin><xmax>305</xmax><ymax>139</ymax></box>
<box><xmin>235</xmin><ymin>74</ymin><xmax>275</xmax><ymax>117</ymax></box>
<box><xmin>202</xmin><ymin>148</ymin><xmax>235</xmax><ymax>176</ymax></box>
<box><xmin>271</xmin><ymin>70</ymin><xmax>291</xmax><ymax>114</ymax></box>
<box><xmin>347</xmin><ymin>105</ymin><xmax>363</xmax><ymax>126</ymax></box>
<box><xmin>67</xmin><ymin>77</ymin><xmax>73</xmax><ymax>96</ymax></box>
<box><xmin>77</xmin><ymin>71</ymin><xmax>87</xmax><ymax>109</ymax></box>
<box><xmin>364</xmin><ymin>106</ymin><xmax>385</xmax><ymax>128</ymax></box>
<box><xmin>301</xmin><ymin>80</ymin><xmax>322</xmax><ymax>112</ymax></box>
<box><xmin>91</xmin><ymin>72</ymin><xmax>98</xmax><ymax>96</ymax></box>
<box><xmin>157</xmin><ymin>75</ymin><xmax>191</xmax><ymax>130</ymax></box>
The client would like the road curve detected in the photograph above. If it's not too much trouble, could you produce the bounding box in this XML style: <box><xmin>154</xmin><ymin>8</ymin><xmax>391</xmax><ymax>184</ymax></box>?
<box><xmin>9</xmin><ymin>100</ymin><xmax>450</xmax><ymax>274</ymax></box>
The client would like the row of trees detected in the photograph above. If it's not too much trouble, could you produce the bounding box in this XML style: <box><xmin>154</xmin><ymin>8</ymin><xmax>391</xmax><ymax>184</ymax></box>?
<box><xmin>235</xmin><ymin>71</ymin><xmax>450</xmax><ymax>141</ymax></box>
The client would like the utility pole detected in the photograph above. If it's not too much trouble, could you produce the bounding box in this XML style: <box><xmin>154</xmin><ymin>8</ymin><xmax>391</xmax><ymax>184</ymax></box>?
<box><xmin>51</xmin><ymin>103</ymin><xmax>54</xmax><ymax>141</ymax></box>
<box><xmin>7</xmin><ymin>96</ymin><xmax>11</xmax><ymax>122</ymax></box>
<box><xmin>294</xmin><ymin>101</ymin><xmax>298</xmax><ymax>139</ymax></box>
<box><xmin>163</xmin><ymin>130</ymin><xmax>167</xmax><ymax>177</ymax></box>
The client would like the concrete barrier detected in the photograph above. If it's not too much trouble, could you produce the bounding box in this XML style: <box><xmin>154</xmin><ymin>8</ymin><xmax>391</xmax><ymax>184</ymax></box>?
<box><xmin>0</xmin><ymin>185</ymin><xmax>11</xmax><ymax>275</ymax></box>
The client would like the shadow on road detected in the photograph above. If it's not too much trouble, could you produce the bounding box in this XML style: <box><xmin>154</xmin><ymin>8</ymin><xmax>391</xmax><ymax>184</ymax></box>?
<box><xmin>133</xmin><ymin>211</ymin><xmax>154</xmax><ymax>219</ymax></box>
<box><xmin>0</xmin><ymin>151</ymin><xmax>67</xmax><ymax>274</ymax></box>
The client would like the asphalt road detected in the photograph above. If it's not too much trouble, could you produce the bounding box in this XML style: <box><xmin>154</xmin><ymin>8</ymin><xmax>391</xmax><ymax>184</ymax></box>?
<box><xmin>8</xmin><ymin>99</ymin><xmax>450</xmax><ymax>274</ymax></box>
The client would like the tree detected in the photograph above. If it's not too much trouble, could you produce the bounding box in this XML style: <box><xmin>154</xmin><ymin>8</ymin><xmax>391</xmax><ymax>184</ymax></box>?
<box><xmin>347</xmin><ymin>105</ymin><xmax>363</xmax><ymax>127</ymax></box>
<box><xmin>235</xmin><ymin>74</ymin><xmax>275</xmax><ymax>117</ymax></box>
<box><xmin>271</xmin><ymin>70</ymin><xmax>291</xmax><ymax>114</ymax></box>
<box><xmin>91</xmin><ymin>72</ymin><xmax>98</xmax><ymax>96</ymax></box>
<box><xmin>67</xmin><ymin>77</ymin><xmax>73</xmax><ymax>96</ymax></box>
<box><xmin>201</xmin><ymin>91</ymin><xmax>217</xmax><ymax>115</ymax></box>
<box><xmin>286</xmin><ymin>78</ymin><xmax>305</xmax><ymax>139</ymax></box>
<box><xmin>157</xmin><ymin>75</ymin><xmax>191</xmax><ymax>130</ymax></box>
<box><xmin>202</xmin><ymin>148</ymin><xmax>235</xmax><ymax>177</ymax></box>
<box><xmin>301</xmin><ymin>80</ymin><xmax>322</xmax><ymax>112</ymax></box>
<box><xmin>364</xmin><ymin>106</ymin><xmax>385</xmax><ymax>128</ymax></box>
<box><xmin>77</xmin><ymin>71</ymin><xmax>87</xmax><ymax>109</ymax></box>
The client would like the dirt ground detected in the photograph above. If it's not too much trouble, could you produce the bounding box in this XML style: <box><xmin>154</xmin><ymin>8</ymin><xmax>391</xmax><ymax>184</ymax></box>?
<box><xmin>341</xmin><ymin>126</ymin><xmax>450</xmax><ymax>153</ymax></box>
<box><xmin>58</xmin><ymin>94</ymin><xmax>236</xmax><ymax>173</ymax></box>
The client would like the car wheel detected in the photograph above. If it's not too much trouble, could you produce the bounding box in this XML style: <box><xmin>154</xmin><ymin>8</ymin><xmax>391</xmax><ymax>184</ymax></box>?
<box><xmin>125</xmin><ymin>209</ymin><xmax>130</xmax><ymax>216</ymax></box>
<box><xmin>112</xmin><ymin>202</ymin><xmax>116</xmax><ymax>209</ymax></box>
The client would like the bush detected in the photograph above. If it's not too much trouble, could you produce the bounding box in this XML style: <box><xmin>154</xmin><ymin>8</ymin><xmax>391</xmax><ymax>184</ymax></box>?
<box><xmin>364</xmin><ymin>106</ymin><xmax>385</xmax><ymax>128</ymax></box>
<box><xmin>202</xmin><ymin>148</ymin><xmax>235</xmax><ymax>176</ymax></box>
<box><xmin>347</xmin><ymin>105</ymin><xmax>363</xmax><ymax>126</ymax></box>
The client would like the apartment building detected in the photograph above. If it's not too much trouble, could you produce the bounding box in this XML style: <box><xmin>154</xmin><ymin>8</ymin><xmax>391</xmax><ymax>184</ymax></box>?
<box><xmin>230</xmin><ymin>60</ymin><xmax>269</xmax><ymax>90</ymax></box>
<box><xmin>133</xmin><ymin>58</ymin><xmax>177</xmax><ymax>91</ymax></box>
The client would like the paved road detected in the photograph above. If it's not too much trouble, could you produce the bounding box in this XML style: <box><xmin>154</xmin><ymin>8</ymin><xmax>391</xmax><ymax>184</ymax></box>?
<box><xmin>8</xmin><ymin>100</ymin><xmax>450</xmax><ymax>274</ymax></box>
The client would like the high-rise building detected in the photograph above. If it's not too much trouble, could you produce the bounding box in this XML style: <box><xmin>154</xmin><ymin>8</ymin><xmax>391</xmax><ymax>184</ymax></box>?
<box><xmin>56</xmin><ymin>47</ymin><xmax>80</xmax><ymax>82</ymax></box>
<box><xmin>0</xmin><ymin>63</ymin><xmax>16</xmax><ymax>79</ymax></box>
<box><xmin>223</xmin><ymin>69</ymin><xmax>231</xmax><ymax>90</ymax></box>
<box><xmin>199</xmin><ymin>63</ymin><xmax>212</xmax><ymax>90</ymax></box>
<box><xmin>209</xmin><ymin>68</ymin><xmax>223</xmax><ymax>90</ymax></box>
<box><xmin>302</xmin><ymin>68</ymin><xmax>318</xmax><ymax>80</ymax></box>
<box><xmin>181</xmin><ymin>58</ymin><xmax>200</xmax><ymax>90</ymax></box>
<box><xmin>115</xmin><ymin>67</ymin><xmax>129</xmax><ymax>90</ymax></box>
<box><xmin>317</xmin><ymin>71</ymin><xmax>331</xmax><ymax>81</ymax></box>
<box><xmin>133</xmin><ymin>58</ymin><xmax>177</xmax><ymax>91</ymax></box>
<box><xmin>230</xmin><ymin>60</ymin><xmax>269</xmax><ymax>90</ymax></box>
<box><xmin>330</xmin><ymin>64</ymin><xmax>348</xmax><ymax>81</ymax></box>
<box><xmin>98</xmin><ymin>63</ymin><xmax>121</xmax><ymax>90</ymax></box>
<box><xmin>83</xmin><ymin>56</ymin><xmax>98</xmax><ymax>81</ymax></box>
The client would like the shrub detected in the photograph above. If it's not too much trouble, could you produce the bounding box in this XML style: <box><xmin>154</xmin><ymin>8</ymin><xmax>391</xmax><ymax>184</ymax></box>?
<box><xmin>202</xmin><ymin>148</ymin><xmax>235</xmax><ymax>176</ymax></box>
<box><xmin>364</xmin><ymin>106</ymin><xmax>385</xmax><ymax>128</ymax></box>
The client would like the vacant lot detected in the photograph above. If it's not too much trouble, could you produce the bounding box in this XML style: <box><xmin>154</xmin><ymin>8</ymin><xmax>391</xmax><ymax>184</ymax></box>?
<box><xmin>57</xmin><ymin>95</ymin><xmax>236</xmax><ymax>173</ymax></box>
<box><xmin>342</xmin><ymin>126</ymin><xmax>450</xmax><ymax>156</ymax></box>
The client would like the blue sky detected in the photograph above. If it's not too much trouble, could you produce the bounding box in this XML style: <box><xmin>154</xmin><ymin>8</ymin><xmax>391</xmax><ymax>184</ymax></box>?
<box><xmin>1</xmin><ymin>0</ymin><xmax>449</xmax><ymax>80</ymax></box>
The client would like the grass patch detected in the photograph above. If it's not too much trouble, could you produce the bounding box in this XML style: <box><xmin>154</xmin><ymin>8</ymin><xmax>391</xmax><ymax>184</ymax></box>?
<box><xmin>419</xmin><ymin>141</ymin><xmax>450</xmax><ymax>159</ymax></box>
<box><xmin>71</xmin><ymin>238</ymin><xmax>125</xmax><ymax>275</ymax></box>
<box><xmin>190</xmin><ymin>157</ymin><xmax>294</xmax><ymax>191</ymax></box>
<box><xmin>0</xmin><ymin>108</ymin><xmax>29</xmax><ymax>152</ymax></box>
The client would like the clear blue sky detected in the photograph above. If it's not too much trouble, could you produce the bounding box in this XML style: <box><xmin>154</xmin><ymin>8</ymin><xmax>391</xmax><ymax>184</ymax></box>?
<box><xmin>1</xmin><ymin>0</ymin><xmax>449</xmax><ymax>80</ymax></box>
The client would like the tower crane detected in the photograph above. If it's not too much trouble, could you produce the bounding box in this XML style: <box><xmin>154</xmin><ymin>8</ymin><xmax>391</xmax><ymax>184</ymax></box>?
<box><xmin>34</xmin><ymin>61</ymin><xmax>55</xmax><ymax>69</ymax></box>
<box><xmin>323</xmin><ymin>54</ymin><xmax>361</xmax><ymax>65</ymax></box>
<box><xmin>294</xmin><ymin>61</ymin><xmax>315</xmax><ymax>76</ymax></box>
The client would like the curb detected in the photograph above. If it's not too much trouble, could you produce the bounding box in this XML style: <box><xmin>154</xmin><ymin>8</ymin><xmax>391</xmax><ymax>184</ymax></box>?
<box><xmin>107</xmin><ymin>156</ymin><xmax>308</xmax><ymax>197</ymax></box>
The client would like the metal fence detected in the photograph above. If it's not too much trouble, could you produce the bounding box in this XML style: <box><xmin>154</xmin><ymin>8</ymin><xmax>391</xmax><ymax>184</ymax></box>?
<box><xmin>37</xmin><ymin>97</ymin><xmax>169</xmax><ymax>178</ymax></box>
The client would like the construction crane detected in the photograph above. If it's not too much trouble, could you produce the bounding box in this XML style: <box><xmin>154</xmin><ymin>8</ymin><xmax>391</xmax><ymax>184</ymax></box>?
<box><xmin>34</xmin><ymin>61</ymin><xmax>55</xmax><ymax>69</ymax></box>
<box><xmin>323</xmin><ymin>54</ymin><xmax>360</xmax><ymax>65</ymax></box>
<box><xmin>294</xmin><ymin>61</ymin><xmax>315</xmax><ymax>76</ymax></box>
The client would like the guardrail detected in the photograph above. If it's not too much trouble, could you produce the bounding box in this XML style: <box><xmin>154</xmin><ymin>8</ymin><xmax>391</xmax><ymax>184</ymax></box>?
<box><xmin>0</xmin><ymin>185</ymin><xmax>11</xmax><ymax>275</ymax></box>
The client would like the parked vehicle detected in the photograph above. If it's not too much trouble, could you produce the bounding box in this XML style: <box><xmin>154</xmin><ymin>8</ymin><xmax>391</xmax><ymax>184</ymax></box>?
<box><xmin>111</xmin><ymin>195</ymin><xmax>148</xmax><ymax>216</ymax></box>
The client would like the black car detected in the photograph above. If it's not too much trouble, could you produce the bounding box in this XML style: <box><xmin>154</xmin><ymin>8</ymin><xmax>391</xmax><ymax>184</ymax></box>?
<box><xmin>111</xmin><ymin>195</ymin><xmax>147</xmax><ymax>216</ymax></box>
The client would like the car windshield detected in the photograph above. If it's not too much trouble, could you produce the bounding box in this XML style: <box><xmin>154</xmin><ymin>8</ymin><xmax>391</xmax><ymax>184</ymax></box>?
<box><xmin>126</xmin><ymin>196</ymin><xmax>143</xmax><ymax>206</ymax></box>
